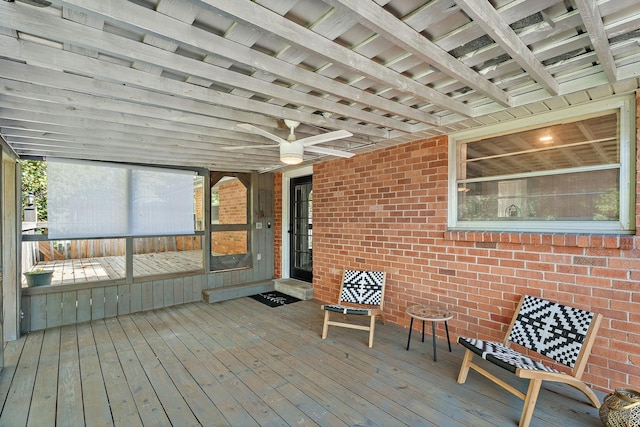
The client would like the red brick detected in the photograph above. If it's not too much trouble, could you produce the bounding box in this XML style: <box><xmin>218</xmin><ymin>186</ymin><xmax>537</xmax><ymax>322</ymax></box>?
<box><xmin>296</xmin><ymin>111</ymin><xmax>640</xmax><ymax>393</ymax></box>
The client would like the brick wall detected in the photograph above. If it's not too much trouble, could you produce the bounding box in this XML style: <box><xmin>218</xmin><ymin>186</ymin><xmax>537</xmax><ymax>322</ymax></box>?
<box><xmin>304</xmin><ymin>92</ymin><xmax>640</xmax><ymax>393</ymax></box>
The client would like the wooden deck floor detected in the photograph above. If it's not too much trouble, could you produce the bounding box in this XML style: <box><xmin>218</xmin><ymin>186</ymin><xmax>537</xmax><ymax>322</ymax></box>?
<box><xmin>24</xmin><ymin>250</ymin><xmax>203</xmax><ymax>286</ymax></box>
<box><xmin>0</xmin><ymin>298</ymin><xmax>603</xmax><ymax>426</ymax></box>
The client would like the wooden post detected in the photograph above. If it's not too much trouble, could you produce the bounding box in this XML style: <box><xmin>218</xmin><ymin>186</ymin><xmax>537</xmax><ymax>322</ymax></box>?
<box><xmin>125</xmin><ymin>236</ymin><xmax>133</xmax><ymax>284</ymax></box>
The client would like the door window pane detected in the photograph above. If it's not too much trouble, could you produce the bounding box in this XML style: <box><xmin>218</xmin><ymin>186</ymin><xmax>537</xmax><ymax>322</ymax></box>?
<box><xmin>210</xmin><ymin>174</ymin><xmax>250</xmax><ymax>271</ymax></box>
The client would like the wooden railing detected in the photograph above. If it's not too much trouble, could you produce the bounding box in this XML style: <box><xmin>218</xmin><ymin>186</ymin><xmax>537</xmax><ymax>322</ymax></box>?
<box><xmin>22</xmin><ymin>222</ymin><xmax>202</xmax><ymax>263</ymax></box>
<box><xmin>35</xmin><ymin>236</ymin><xmax>202</xmax><ymax>261</ymax></box>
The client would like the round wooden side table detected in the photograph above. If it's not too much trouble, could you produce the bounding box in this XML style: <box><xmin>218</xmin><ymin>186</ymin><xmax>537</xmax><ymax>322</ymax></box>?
<box><xmin>406</xmin><ymin>304</ymin><xmax>453</xmax><ymax>362</ymax></box>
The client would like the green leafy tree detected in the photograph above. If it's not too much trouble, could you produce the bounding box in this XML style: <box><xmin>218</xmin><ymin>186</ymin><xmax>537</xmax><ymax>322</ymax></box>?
<box><xmin>594</xmin><ymin>189</ymin><xmax>619</xmax><ymax>220</ymax></box>
<box><xmin>21</xmin><ymin>160</ymin><xmax>47</xmax><ymax>221</ymax></box>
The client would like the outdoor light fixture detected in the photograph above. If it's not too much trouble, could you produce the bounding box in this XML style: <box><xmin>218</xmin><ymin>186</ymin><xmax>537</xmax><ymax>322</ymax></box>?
<box><xmin>539</xmin><ymin>135</ymin><xmax>553</xmax><ymax>143</ymax></box>
<box><xmin>26</xmin><ymin>193</ymin><xmax>35</xmax><ymax>206</ymax></box>
<box><xmin>279</xmin><ymin>142</ymin><xmax>304</xmax><ymax>165</ymax></box>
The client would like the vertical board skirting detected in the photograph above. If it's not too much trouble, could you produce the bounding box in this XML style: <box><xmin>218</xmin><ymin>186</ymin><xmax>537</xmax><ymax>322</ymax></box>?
<box><xmin>184</xmin><ymin>276</ymin><xmax>194</xmax><ymax>302</ymax></box>
<box><xmin>77</xmin><ymin>289</ymin><xmax>91</xmax><ymax>323</ymax></box>
<box><xmin>62</xmin><ymin>291</ymin><xmax>77</xmax><ymax>325</ymax></box>
<box><xmin>117</xmin><ymin>285</ymin><xmax>131</xmax><ymax>316</ymax></box>
<box><xmin>130</xmin><ymin>283</ymin><xmax>142</xmax><ymax>313</ymax></box>
<box><xmin>141</xmin><ymin>282</ymin><xmax>153</xmax><ymax>311</ymax></box>
<box><xmin>46</xmin><ymin>293</ymin><xmax>62</xmax><ymax>328</ymax></box>
<box><xmin>104</xmin><ymin>286</ymin><xmax>118</xmax><ymax>318</ymax></box>
<box><xmin>91</xmin><ymin>288</ymin><xmax>105</xmax><ymax>321</ymax></box>
<box><xmin>174</xmin><ymin>277</ymin><xmax>184</xmax><ymax>305</ymax></box>
<box><xmin>163</xmin><ymin>280</ymin><xmax>174</xmax><ymax>307</ymax></box>
<box><xmin>188</xmin><ymin>275</ymin><xmax>201</xmax><ymax>302</ymax></box>
<box><xmin>20</xmin><ymin>295</ymin><xmax>31</xmax><ymax>334</ymax></box>
<box><xmin>22</xmin><ymin>273</ymin><xmax>238</xmax><ymax>333</ymax></box>
<box><xmin>152</xmin><ymin>280</ymin><xmax>164</xmax><ymax>309</ymax></box>
<box><xmin>30</xmin><ymin>294</ymin><xmax>46</xmax><ymax>331</ymax></box>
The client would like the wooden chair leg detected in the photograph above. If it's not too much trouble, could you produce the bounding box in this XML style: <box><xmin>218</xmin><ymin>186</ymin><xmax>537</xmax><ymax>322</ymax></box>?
<box><xmin>321</xmin><ymin>310</ymin><xmax>330</xmax><ymax>339</ymax></box>
<box><xmin>457</xmin><ymin>349</ymin><xmax>474</xmax><ymax>384</ymax></box>
<box><xmin>368</xmin><ymin>314</ymin><xmax>376</xmax><ymax>348</ymax></box>
<box><xmin>519</xmin><ymin>378</ymin><xmax>542</xmax><ymax>427</ymax></box>
<box><xmin>570</xmin><ymin>380</ymin><xmax>601</xmax><ymax>408</ymax></box>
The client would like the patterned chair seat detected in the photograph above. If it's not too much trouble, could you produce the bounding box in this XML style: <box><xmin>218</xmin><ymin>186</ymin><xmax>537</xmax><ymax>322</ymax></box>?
<box><xmin>322</xmin><ymin>304</ymin><xmax>374</xmax><ymax>315</ymax></box>
<box><xmin>458</xmin><ymin>337</ymin><xmax>560</xmax><ymax>374</ymax></box>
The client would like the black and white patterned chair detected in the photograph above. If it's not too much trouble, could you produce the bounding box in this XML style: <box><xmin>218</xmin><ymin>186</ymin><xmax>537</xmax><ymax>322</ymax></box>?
<box><xmin>457</xmin><ymin>294</ymin><xmax>603</xmax><ymax>427</ymax></box>
<box><xmin>321</xmin><ymin>270</ymin><xmax>387</xmax><ymax>348</ymax></box>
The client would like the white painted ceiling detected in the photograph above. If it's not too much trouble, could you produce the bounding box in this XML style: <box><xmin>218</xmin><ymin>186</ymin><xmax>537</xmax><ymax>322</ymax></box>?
<box><xmin>0</xmin><ymin>0</ymin><xmax>639</xmax><ymax>172</ymax></box>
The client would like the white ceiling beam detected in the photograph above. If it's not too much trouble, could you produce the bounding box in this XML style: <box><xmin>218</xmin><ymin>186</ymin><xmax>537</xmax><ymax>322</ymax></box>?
<box><xmin>48</xmin><ymin>0</ymin><xmax>436</xmax><ymax>127</ymax></box>
<box><xmin>196</xmin><ymin>0</ymin><xmax>473</xmax><ymax>118</ymax></box>
<box><xmin>2</xmin><ymin>129</ymin><xmax>281</xmax><ymax>163</ymax></box>
<box><xmin>458</xmin><ymin>11</ymin><xmax>583</xmax><ymax>70</ymax></box>
<box><xmin>0</xmin><ymin>2</ymin><xmax>409</xmax><ymax>134</ymax></box>
<box><xmin>0</xmin><ymin>116</ymin><xmax>265</xmax><ymax>149</ymax></box>
<box><xmin>7</xmin><ymin>139</ymin><xmax>265</xmax><ymax>171</ymax></box>
<box><xmin>0</xmin><ymin>38</ymin><xmax>388</xmax><ymax>139</ymax></box>
<box><xmin>0</xmin><ymin>98</ymin><xmax>266</xmax><ymax>144</ymax></box>
<box><xmin>0</xmin><ymin>85</ymin><xmax>367</xmax><ymax>165</ymax></box>
<box><xmin>574</xmin><ymin>0</ymin><xmax>618</xmax><ymax>82</ymax></box>
<box><xmin>325</xmin><ymin>0</ymin><xmax>511</xmax><ymax>107</ymax></box>
<box><xmin>0</xmin><ymin>70</ymin><xmax>260</xmax><ymax>135</ymax></box>
<box><xmin>434</xmin><ymin>0</ymin><xmax>560</xmax><ymax>52</ymax></box>
<box><xmin>455</xmin><ymin>0</ymin><xmax>560</xmax><ymax>96</ymax></box>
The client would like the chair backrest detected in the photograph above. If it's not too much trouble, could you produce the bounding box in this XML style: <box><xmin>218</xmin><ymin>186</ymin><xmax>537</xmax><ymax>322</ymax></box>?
<box><xmin>505</xmin><ymin>295</ymin><xmax>602</xmax><ymax>375</ymax></box>
<box><xmin>338</xmin><ymin>270</ymin><xmax>386</xmax><ymax>307</ymax></box>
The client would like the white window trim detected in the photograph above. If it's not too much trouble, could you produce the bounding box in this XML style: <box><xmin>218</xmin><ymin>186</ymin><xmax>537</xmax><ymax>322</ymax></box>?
<box><xmin>448</xmin><ymin>95</ymin><xmax>636</xmax><ymax>234</ymax></box>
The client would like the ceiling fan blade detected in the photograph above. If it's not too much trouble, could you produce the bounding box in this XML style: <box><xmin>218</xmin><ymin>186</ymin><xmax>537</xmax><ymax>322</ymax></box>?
<box><xmin>299</xmin><ymin>129</ymin><xmax>353</xmax><ymax>147</ymax></box>
<box><xmin>305</xmin><ymin>146</ymin><xmax>355</xmax><ymax>158</ymax></box>
<box><xmin>222</xmin><ymin>144</ymin><xmax>280</xmax><ymax>150</ymax></box>
<box><xmin>237</xmin><ymin>123</ymin><xmax>286</xmax><ymax>145</ymax></box>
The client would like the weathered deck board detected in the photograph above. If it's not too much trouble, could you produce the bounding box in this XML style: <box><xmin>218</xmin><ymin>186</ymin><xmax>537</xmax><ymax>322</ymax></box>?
<box><xmin>0</xmin><ymin>331</ymin><xmax>43</xmax><ymax>426</ymax></box>
<box><xmin>27</xmin><ymin>328</ymin><xmax>59</xmax><ymax>426</ymax></box>
<box><xmin>118</xmin><ymin>315</ymin><xmax>201</xmax><ymax>427</ymax></box>
<box><xmin>0</xmin><ymin>332</ymin><xmax>26</xmax><ymax>414</ymax></box>
<box><xmin>91</xmin><ymin>320</ymin><xmax>142</xmax><ymax>427</ymax></box>
<box><xmin>57</xmin><ymin>325</ymin><xmax>84</xmax><ymax>426</ymax></box>
<box><xmin>103</xmin><ymin>317</ymin><xmax>171</xmax><ymax>426</ymax></box>
<box><xmin>23</xmin><ymin>250</ymin><xmax>203</xmax><ymax>286</ymax></box>
<box><xmin>151</xmin><ymin>307</ymin><xmax>261</xmax><ymax>426</ymax></box>
<box><xmin>77</xmin><ymin>322</ymin><xmax>113</xmax><ymax>427</ymax></box>
<box><xmin>0</xmin><ymin>299</ymin><xmax>604</xmax><ymax>427</ymax></box>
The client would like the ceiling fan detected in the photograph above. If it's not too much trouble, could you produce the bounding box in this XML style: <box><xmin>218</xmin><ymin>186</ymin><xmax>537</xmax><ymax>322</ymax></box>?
<box><xmin>226</xmin><ymin>120</ymin><xmax>354</xmax><ymax>165</ymax></box>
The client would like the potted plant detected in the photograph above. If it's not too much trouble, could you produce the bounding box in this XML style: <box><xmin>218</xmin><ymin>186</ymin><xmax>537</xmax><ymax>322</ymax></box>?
<box><xmin>23</xmin><ymin>269</ymin><xmax>54</xmax><ymax>287</ymax></box>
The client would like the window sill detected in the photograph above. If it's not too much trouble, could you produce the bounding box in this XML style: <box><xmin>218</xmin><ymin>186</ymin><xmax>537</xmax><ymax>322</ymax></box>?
<box><xmin>443</xmin><ymin>230</ymin><xmax>635</xmax><ymax>250</ymax></box>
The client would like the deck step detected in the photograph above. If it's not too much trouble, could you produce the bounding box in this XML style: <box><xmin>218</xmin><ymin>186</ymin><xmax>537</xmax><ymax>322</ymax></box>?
<box><xmin>202</xmin><ymin>280</ymin><xmax>274</xmax><ymax>303</ymax></box>
<box><xmin>274</xmin><ymin>278</ymin><xmax>313</xmax><ymax>301</ymax></box>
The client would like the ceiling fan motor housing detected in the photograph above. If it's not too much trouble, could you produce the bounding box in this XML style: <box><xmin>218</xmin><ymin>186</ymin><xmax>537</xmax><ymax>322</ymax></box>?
<box><xmin>279</xmin><ymin>141</ymin><xmax>304</xmax><ymax>164</ymax></box>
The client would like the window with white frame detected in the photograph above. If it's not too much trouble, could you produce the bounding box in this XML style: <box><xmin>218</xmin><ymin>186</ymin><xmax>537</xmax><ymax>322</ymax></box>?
<box><xmin>448</xmin><ymin>96</ymin><xmax>635</xmax><ymax>234</ymax></box>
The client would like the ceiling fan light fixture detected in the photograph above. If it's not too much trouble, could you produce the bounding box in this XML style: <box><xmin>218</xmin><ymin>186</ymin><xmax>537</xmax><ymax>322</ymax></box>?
<box><xmin>280</xmin><ymin>142</ymin><xmax>304</xmax><ymax>165</ymax></box>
